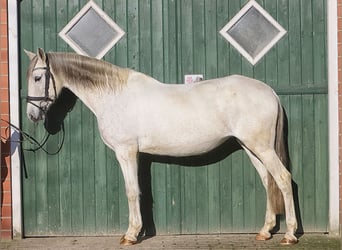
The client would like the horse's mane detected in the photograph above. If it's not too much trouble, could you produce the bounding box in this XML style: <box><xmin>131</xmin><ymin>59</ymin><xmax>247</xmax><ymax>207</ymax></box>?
<box><xmin>47</xmin><ymin>52</ymin><xmax>131</xmax><ymax>92</ymax></box>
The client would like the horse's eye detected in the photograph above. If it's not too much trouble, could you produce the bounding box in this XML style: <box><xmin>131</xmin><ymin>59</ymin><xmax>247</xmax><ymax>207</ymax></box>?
<box><xmin>34</xmin><ymin>75</ymin><xmax>42</xmax><ymax>82</ymax></box>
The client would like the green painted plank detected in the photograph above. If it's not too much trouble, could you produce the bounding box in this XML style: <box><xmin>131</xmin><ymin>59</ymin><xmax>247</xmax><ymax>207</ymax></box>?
<box><xmin>288</xmin><ymin>0</ymin><xmax>301</xmax><ymax>86</ymax></box>
<box><xmin>127</xmin><ymin>0</ymin><xmax>139</xmax><ymax>71</ymax></box>
<box><xmin>228</xmin><ymin>0</ymin><xmax>242</xmax><ymax>75</ymax></box>
<box><xmin>216</xmin><ymin>0</ymin><xmax>230</xmax><ymax>77</ymax></box>
<box><xmin>111</xmin><ymin>0</ymin><xmax>128</xmax><ymax>67</ymax></box>
<box><xmin>288</xmin><ymin>95</ymin><xmax>304</xmax><ymax>229</ymax></box>
<box><xmin>301</xmin><ymin>95</ymin><xmax>316</xmax><ymax>231</ymax></box>
<box><xmin>66</xmin><ymin>0</ymin><xmax>86</xmax><ymax>234</ymax></box>
<box><xmin>44</xmin><ymin>0</ymin><xmax>61</xmax><ymax>234</ymax></box>
<box><xmin>94</xmin><ymin>129</ymin><xmax>108</xmax><ymax>234</ymax></box>
<box><xmin>21</xmin><ymin>0</ymin><xmax>37</xmax><ymax>235</ymax></box>
<box><xmin>300</xmin><ymin>0</ymin><xmax>314</xmax><ymax>86</ymax></box>
<box><xmin>277</xmin><ymin>0</ymin><xmax>290</xmax><ymax>88</ymax></box>
<box><xmin>205</xmin><ymin>1</ymin><xmax>221</xmax><ymax>233</ymax></box>
<box><xmin>180</xmin><ymin>0</ymin><xmax>194</xmax><ymax>76</ymax></box>
<box><xmin>166</xmin><ymin>164</ymin><xmax>182</xmax><ymax>234</ymax></box>
<box><xmin>152</xmin><ymin>163</ymin><xmax>167</xmax><ymax>233</ymax></box>
<box><xmin>139</xmin><ymin>0</ymin><xmax>152</xmax><ymax>75</ymax></box>
<box><xmin>192</xmin><ymin>0</ymin><xmax>209</xmax><ymax>234</ymax></box>
<box><xmin>231</xmin><ymin>151</ymin><xmax>244</xmax><ymax>232</ymax></box>
<box><xmin>205</xmin><ymin>0</ymin><xmax>218</xmax><ymax>79</ymax></box>
<box><xmin>313</xmin><ymin>95</ymin><xmax>328</xmax><ymax>231</ymax></box>
<box><xmin>312</xmin><ymin>0</ymin><xmax>327</xmax><ymax>86</ymax></box>
<box><xmin>242</xmin><ymin>156</ymin><xmax>257</xmax><ymax>231</ymax></box>
<box><xmin>31</xmin><ymin>0</ymin><xmax>49</xmax><ymax>235</ymax></box>
<box><xmin>179</xmin><ymin>0</ymin><xmax>196</xmax><ymax>234</ymax></box>
<box><xmin>55</xmin><ymin>0</ymin><xmax>72</xmax><ymax>234</ymax></box>
<box><xmin>151</xmin><ymin>0</ymin><xmax>164</xmax><ymax>81</ymax></box>
<box><xmin>106</xmin><ymin>148</ymin><xmax>122</xmax><ymax>234</ymax></box>
<box><xmin>81</xmin><ymin>106</ymin><xmax>96</xmax><ymax>233</ymax></box>
<box><xmin>208</xmin><ymin>163</ymin><xmax>221</xmax><ymax>233</ymax></box>
<box><xmin>163</xmin><ymin>0</ymin><xmax>182</xmax><ymax>234</ymax></box>
<box><xmin>264</xmin><ymin>0</ymin><xmax>278</xmax><ymax>88</ymax></box>
<box><xmin>220</xmin><ymin>158</ymin><xmax>233</xmax><ymax>232</ymax></box>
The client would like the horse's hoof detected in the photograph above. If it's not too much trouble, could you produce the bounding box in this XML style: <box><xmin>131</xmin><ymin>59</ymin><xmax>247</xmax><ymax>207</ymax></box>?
<box><xmin>280</xmin><ymin>237</ymin><xmax>298</xmax><ymax>245</ymax></box>
<box><xmin>120</xmin><ymin>235</ymin><xmax>137</xmax><ymax>246</ymax></box>
<box><xmin>255</xmin><ymin>233</ymin><xmax>271</xmax><ymax>241</ymax></box>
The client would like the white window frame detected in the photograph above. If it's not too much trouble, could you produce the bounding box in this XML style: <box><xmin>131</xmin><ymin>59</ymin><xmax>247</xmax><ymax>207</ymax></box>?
<box><xmin>219</xmin><ymin>0</ymin><xmax>286</xmax><ymax>65</ymax></box>
<box><xmin>59</xmin><ymin>0</ymin><xmax>125</xmax><ymax>59</ymax></box>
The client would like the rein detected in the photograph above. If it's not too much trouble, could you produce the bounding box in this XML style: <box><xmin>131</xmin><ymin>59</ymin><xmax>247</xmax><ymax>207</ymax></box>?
<box><xmin>1</xmin><ymin>118</ymin><xmax>65</xmax><ymax>155</ymax></box>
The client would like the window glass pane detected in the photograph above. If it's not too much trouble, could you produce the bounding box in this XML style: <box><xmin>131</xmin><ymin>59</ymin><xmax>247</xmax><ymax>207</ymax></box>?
<box><xmin>66</xmin><ymin>8</ymin><xmax>118</xmax><ymax>58</ymax></box>
<box><xmin>227</xmin><ymin>7</ymin><xmax>279</xmax><ymax>58</ymax></box>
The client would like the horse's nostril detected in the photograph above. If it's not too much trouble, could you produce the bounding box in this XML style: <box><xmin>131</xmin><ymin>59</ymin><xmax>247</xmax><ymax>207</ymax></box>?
<box><xmin>28</xmin><ymin>112</ymin><xmax>41</xmax><ymax>122</ymax></box>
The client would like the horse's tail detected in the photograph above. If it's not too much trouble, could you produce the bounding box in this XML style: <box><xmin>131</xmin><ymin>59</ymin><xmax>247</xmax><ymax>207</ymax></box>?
<box><xmin>268</xmin><ymin>98</ymin><xmax>288</xmax><ymax>214</ymax></box>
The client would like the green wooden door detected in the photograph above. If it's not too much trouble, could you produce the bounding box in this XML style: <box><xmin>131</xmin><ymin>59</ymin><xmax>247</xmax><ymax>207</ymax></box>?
<box><xmin>20</xmin><ymin>0</ymin><xmax>328</xmax><ymax>236</ymax></box>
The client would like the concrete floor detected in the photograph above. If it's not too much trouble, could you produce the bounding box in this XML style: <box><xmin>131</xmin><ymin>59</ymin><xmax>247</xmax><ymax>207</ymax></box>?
<box><xmin>0</xmin><ymin>233</ymin><xmax>340</xmax><ymax>250</ymax></box>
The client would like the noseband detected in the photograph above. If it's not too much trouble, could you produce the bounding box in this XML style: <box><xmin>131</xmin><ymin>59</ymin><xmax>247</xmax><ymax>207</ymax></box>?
<box><xmin>26</xmin><ymin>55</ymin><xmax>57</xmax><ymax>111</ymax></box>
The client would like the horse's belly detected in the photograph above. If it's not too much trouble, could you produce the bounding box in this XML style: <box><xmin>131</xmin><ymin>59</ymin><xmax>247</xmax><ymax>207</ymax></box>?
<box><xmin>138</xmin><ymin>129</ymin><xmax>229</xmax><ymax>157</ymax></box>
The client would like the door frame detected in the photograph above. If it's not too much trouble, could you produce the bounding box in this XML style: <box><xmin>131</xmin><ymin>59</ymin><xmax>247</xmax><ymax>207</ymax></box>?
<box><xmin>9</xmin><ymin>0</ymin><xmax>339</xmax><ymax>237</ymax></box>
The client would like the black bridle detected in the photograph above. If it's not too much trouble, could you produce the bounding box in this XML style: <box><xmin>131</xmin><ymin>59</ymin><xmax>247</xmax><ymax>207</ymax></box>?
<box><xmin>26</xmin><ymin>55</ymin><xmax>57</xmax><ymax>110</ymax></box>
<box><xmin>19</xmin><ymin>54</ymin><xmax>65</xmax><ymax>155</ymax></box>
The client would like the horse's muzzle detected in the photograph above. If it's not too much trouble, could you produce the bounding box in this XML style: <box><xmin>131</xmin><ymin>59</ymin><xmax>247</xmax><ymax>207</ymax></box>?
<box><xmin>27</xmin><ymin>104</ymin><xmax>45</xmax><ymax>122</ymax></box>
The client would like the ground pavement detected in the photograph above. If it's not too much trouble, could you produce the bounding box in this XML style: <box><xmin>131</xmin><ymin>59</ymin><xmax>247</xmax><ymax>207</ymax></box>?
<box><xmin>0</xmin><ymin>233</ymin><xmax>340</xmax><ymax>250</ymax></box>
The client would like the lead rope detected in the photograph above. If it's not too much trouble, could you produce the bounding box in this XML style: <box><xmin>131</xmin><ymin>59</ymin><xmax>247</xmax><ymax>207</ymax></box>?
<box><xmin>0</xmin><ymin>118</ymin><xmax>65</xmax><ymax>155</ymax></box>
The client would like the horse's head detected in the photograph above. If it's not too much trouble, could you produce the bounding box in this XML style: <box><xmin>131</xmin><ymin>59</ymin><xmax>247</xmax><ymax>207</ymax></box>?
<box><xmin>25</xmin><ymin>48</ymin><xmax>57</xmax><ymax>122</ymax></box>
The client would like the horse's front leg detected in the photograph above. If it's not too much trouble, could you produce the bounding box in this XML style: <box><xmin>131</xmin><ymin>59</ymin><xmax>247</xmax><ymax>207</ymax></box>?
<box><xmin>115</xmin><ymin>146</ymin><xmax>142</xmax><ymax>245</ymax></box>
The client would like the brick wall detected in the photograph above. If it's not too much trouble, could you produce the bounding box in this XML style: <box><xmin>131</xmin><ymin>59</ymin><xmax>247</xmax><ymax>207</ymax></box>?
<box><xmin>0</xmin><ymin>0</ymin><xmax>12</xmax><ymax>239</ymax></box>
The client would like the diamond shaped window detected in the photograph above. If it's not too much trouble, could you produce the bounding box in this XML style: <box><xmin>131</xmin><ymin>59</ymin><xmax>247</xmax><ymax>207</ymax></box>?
<box><xmin>219</xmin><ymin>0</ymin><xmax>286</xmax><ymax>65</ymax></box>
<box><xmin>59</xmin><ymin>0</ymin><xmax>125</xmax><ymax>59</ymax></box>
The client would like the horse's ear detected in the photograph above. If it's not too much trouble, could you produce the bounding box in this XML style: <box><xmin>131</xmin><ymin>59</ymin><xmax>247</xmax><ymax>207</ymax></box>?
<box><xmin>24</xmin><ymin>49</ymin><xmax>36</xmax><ymax>60</ymax></box>
<box><xmin>37</xmin><ymin>48</ymin><xmax>46</xmax><ymax>62</ymax></box>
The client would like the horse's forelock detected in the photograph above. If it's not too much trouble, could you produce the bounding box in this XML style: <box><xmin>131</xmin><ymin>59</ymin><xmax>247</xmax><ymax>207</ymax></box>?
<box><xmin>26</xmin><ymin>56</ymin><xmax>38</xmax><ymax>80</ymax></box>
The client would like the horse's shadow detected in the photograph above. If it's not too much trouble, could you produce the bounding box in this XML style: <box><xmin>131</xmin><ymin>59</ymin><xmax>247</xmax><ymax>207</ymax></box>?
<box><xmin>43</xmin><ymin>88</ymin><xmax>78</xmax><ymax>134</ymax></box>
<box><xmin>43</xmin><ymin>93</ymin><xmax>303</xmax><ymax>242</ymax></box>
<box><xmin>1</xmin><ymin>139</ymin><xmax>9</xmax><ymax>209</ymax></box>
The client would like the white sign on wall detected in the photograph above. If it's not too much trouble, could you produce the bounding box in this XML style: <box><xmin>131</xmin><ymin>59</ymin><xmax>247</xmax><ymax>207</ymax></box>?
<box><xmin>184</xmin><ymin>74</ymin><xmax>204</xmax><ymax>84</ymax></box>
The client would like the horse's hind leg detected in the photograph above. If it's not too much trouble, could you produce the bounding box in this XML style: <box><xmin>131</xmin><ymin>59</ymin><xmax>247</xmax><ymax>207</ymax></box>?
<box><xmin>250</xmin><ymin>146</ymin><xmax>298</xmax><ymax>244</ymax></box>
<box><xmin>242</xmin><ymin>146</ymin><xmax>276</xmax><ymax>241</ymax></box>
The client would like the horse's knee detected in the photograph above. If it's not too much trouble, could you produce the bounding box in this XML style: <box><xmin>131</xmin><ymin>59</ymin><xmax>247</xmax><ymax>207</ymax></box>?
<box><xmin>125</xmin><ymin>185</ymin><xmax>140</xmax><ymax>201</ymax></box>
<box><xmin>127</xmin><ymin>192</ymin><xmax>139</xmax><ymax>202</ymax></box>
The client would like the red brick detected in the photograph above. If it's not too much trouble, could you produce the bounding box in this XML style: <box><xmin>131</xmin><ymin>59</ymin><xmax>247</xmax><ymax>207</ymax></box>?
<box><xmin>1</xmin><ymin>205</ymin><xmax>11</xmax><ymax>218</ymax></box>
<box><xmin>0</xmin><ymin>9</ymin><xmax>7</xmax><ymax>24</ymax></box>
<box><xmin>0</xmin><ymin>62</ymin><xmax>8</xmax><ymax>75</ymax></box>
<box><xmin>339</xmin><ymin>6</ymin><xmax>342</xmax><ymax>18</ymax></box>
<box><xmin>0</xmin><ymin>88</ymin><xmax>9</xmax><ymax>102</ymax></box>
<box><xmin>0</xmin><ymin>37</ymin><xmax>7</xmax><ymax>51</ymax></box>
<box><xmin>0</xmin><ymin>75</ymin><xmax>9</xmax><ymax>87</ymax></box>
<box><xmin>1</xmin><ymin>217</ymin><xmax>12</xmax><ymax>230</ymax></box>
<box><xmin>0</xmin><ymin>230</ymin><xmax>12</xmax><ymax>239</ymax></box>
<box><xmin>0</xmin><ymin>49</ymin><xmax>8</xmax><ymax>61</ymax></box>
<box><xmin>0</xmin><ymin>101</ymin><xmax>9</xmax><ymax>115</ymax></box>
<box><xmin>0</xmin><ymin>129</ymin><xmax>10</xmax><ymax>142</ymax></box>
<box><xmin>0</xmin><ymin>0</ymin><xmax>6</xmax><ymax>10</ymax></box>
<box><xmin>0</xmin><ymin>23</ymin><xmax>7</xmax><ymax>37</ymax></box>
<box><xmin>1</xmin><ymin>191</ymin><xmax>11</xmax><ymax>204</ymax></box>
<box><xmin>2</xmin><ymin>179</ymin><xmax>11</xmax><ymax>191</ymax></box>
